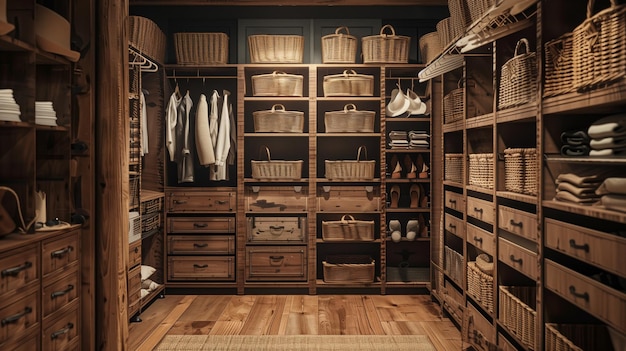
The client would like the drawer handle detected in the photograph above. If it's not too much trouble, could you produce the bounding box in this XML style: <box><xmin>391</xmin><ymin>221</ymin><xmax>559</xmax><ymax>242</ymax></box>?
<box><xmin>473</xmin><ymin>236</ymin><xmax>483</xmax><ymax>244</ymax></box>
<box><xmin>134</xmin><ymin>247</ymin><xmax>140</xmax><ymax>253</ymax></box>
<box><xmin>473</xmin><ymin>207</ymin><xmax>483</xmax><ymax>213</ymax></box>
<box><xmin>217</xmin><ymin>200</ymin><xmax>227</xmax><ymax>205</ymax></box>
<box><xmin>51</xmin><ymin>284</ymin><xmax>75</xmax><ymax>299</ymax></box>
<box><xmin>448</xmin><ymin>223</ymin><xmax>456</xmax><ymax>229</ymax></box>
<box><xmin>509</xmin><ymin>219</ymin><xmax>523</xmax><ymax>228</ymax></box>
<box><xmin>449</xmin><ymin>199</ymin><xmax>457</xmax><ymax>205</ymax></box>
<box><xmin>193</xmin><ymin>223</ymin><xmax>208</xmax><ymax>228</ymax></box>
<box><xmin>173</xmin><ymin>200</ymin><xmax>187</xmax><ymax>204</ymax></box>
<box><xmin>569</xmin><ymin>285</ymin><xmax>589</xmax><ymax>301</ymax></box>
<box><xmin>270</xmin><ymin>226</ymin><xmax>285</xmax><ymax>235</ymax></box>
<box><xmin>1</xmin><ymin>261</ymin><xmax>33</xmax><ymax>277</ymax></box>
<box><xmin>1</xmin><ymin>306</ymin><xmax>33</xmax><ymax>326</ymax></box>
<box><xmin>569</xmin><ymin>239</ymin><xmax>590</xmax><ymax>253</ymax></box>
<box><xmin>509</xmin><ymin>255</ymin><xmax>523</xmax><ymax>264</ymax></box>
<box><xmin>51</xmin><ymin>246</ymin><xmax>74</xmax><ymax>258</ymax></box>
<box><xmin>193</xmin><ymin>243</ymin><xmax>208</xmax><ymax>248</ymax></box>
<box><xmin>51</xmin><ymin>323</ymin><xmax>74</xmax><ymax>339</ymax></box>
<box><xmin>193</xmin><ymin>264</ymin><xmax>208</xmax><ymax>269</ymax></box>
<box><xmin>270</xmin><ymin>255</ymin><xmax>284</xmax><ymax>260</ymax></box>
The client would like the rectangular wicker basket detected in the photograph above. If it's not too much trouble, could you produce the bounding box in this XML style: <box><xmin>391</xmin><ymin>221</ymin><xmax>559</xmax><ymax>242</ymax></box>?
<box><xmin>443</xmin><ymin>79</ymin><xmax>464</xmax><ymax>124</ymax></box>
<box><xmin>544</xmin><ymin>33</ymin><xmax>575</xmax><ymax>97</ymax></box>
<box><xmin>504</xmin><ymin>148</ymin><xmax>537</xmax><ymax>195</ymax></box>
<box><xmin>321</xmin><ymin>26</ymin><xmax>357</xmax><ymax>64</ymax></box>
<box><xmin>324</xmin><ymin>104</ymin><xmax>375</xmax><ymax>133</ymax></box>
<box><xmin>251</xmin><ymin>146</ymin><xmax>303</xmax><ymax>180</ymax></box>
<box><xmin>545</xmin><ymin>323</ymin><xmax>616</xmax><ymax>351</ymax></box>
<box><xmin>325</xmin><ymin>145</ymin><xmax>375</xmax><ymax>180</ymax></box>
<box><xmin>445</xmin><ymin>153</ymin><xmax>463</xmax><ymax>183</ymax></box>
<box><xmin>253</xmin><ymin>104</ymin><xmax>304</xmax><ymax>133</ymax></box>
<box><xmin>248</xmin><ymin>34</ymin><xmax>304</xmax><ymax>63</ymax></box>
<box><xmin>173</xmin><ymin>32</ymin><xmax>228</xmax><ymax>65</ymax></box>
<box><xmin>466</xmin><ymin>262</ymin><xmax>494</xmax><ymax>313</ymax></box>
<box><xmin>321</xmin><ymin>215</ymin><xmax>375</xmax><ymax>241</ymax></box>
<box><xmin>468</xmin><ymin>153</ymin><xmax>494</xmax><ymax>190</ymax></box>
<box><xmin>323</xmin><ymin>70</ymin><xmax>374</xmax><ymax>97</ymax></box>
<box><xmin>252</xmin><ymin>71</ymin><xmax>303</xmax><ymax>97</ymax></box>
<box><xmin>323</xmin><ymin>255</ymin><xmax>375</xmax><ymax>283</ymax></box>
<box><xmin>362</xmin><ymin>24</ymin><xmax>410</xmax><ymax>63</ymax></box>
<box><xmin>499</xmin><ymin>286</ymin><xmax>537</xmax><ymax>350</ymax></box>
<box><xmin>419</xmin><ymin>32</ymin><xmax>442</xmax><ymax>65</ymax></box>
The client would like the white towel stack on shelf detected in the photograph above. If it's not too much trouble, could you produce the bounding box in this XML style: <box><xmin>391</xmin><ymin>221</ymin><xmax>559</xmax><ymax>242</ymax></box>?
<box><xmin>0</xmin><ymin>89</ymin><xmax>22</xmax><ymax>122</ymax></box>
<box><xmin>588</xmin><ymin>114</ymin><xmax>626</xmax><ymax>156</ymax></box>
<box><xmin>35</xmin><ymin>101</ymin><xmax>58</xmax><ymax>126</ymax></box>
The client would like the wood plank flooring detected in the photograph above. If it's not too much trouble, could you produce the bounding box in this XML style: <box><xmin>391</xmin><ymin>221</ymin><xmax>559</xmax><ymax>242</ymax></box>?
<box><xmin>128</xmin><ymin>294</ymin><xmax>463</xmax><ymax>351</ymax></box>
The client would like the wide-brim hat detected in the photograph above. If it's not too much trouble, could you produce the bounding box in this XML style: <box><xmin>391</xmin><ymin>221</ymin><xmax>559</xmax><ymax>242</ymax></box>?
<box><xmin>35</xmin><ymin>4</ymin><xmax>80</xmax><ymax>62</ymax></box>
<box><xmin>385</xmin><ymin>87</ymin><xmax>410</xmax><ymax>117</ymax></box>
<box><xmin>0</xmin><ymin>0</ymin><xmax>15</xmax><ymax>36</ymax></box>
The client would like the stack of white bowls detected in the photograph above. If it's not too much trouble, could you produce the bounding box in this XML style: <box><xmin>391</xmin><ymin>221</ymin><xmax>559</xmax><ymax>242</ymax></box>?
<box><xmin>0</xmin><ymin>89</ymin><xmax>22</xmax><ymax>122</ymax></box>
<box><xmin>35</xmin><ymin>101</ymin><xmax>57</xmax><ymax>126</ymax></box>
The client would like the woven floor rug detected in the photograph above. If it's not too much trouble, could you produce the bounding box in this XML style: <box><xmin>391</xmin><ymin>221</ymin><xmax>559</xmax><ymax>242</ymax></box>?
<box><xmin>154</xmin><ymin>335</ymin><xmax>437</xmax><ymax>351</ymax></box>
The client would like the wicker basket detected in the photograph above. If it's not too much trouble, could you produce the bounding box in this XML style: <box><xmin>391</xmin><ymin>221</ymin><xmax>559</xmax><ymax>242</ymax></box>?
<box><xmin>504</xmin><ymin>148</ymin><xmax>537</xmax><ymax>195</ymax></box>
<box><xmin>469</xmin><ymin>153</ymin><xmax>494</xmax><ymax>189</ymax></box>
<box><xmin>498</xmin><ymin>38</ymin><xmax>537</xmax><ymax>110</ymax></box>
<box><xmin>323</xmin><ymin>70</ymin><xmax>374</xmax><ymax>97</ymax></box>
<box><xmin>445</xmin><ymin>153</ymin><xmax>463</xmax><ymax>183</ymax></box>
<box><xmin>322</xmin><ymin>215</ymin><xmax>375</xmax><ymax>241</ymax></box>
<box><xmin>325</xmin><ymin>145</ymin><xmax>376</xmax><ymax>180</ymax></box>
<box><xmin>323</xmin><ymin>255</ymin><xmax>375</xmax><ymax>283</ymax></box>
<box><xmin>251</xmin><ymin>71</ymin><xmax>303</xmax><ymax>97</ymax></box>
<box><xmin>321</xmin><ymin>26</ymin><xmax>357</xmax><ymax>64</ymax></box>
<box><xmin>437</xmin><ymin>17</ymin><xmax>453</xmax><ymax>48</ymax></box>
<box><xmin>362</xmin><ymin>24</ymin><xmax>410</xmax><ymax>64</ymax></box>
<box><xmin>443</xmin><ymin>78</ymin><xmax>464</xmax><ymax>124</ymax></box>
<box><xmin>499</xmin><ymin>286</ymin><xmax>537</xmax><ymax>349</ymax></box>
<box><xmin>444</xmin><ymin>246</ymin><xmax>464</xmax><ymax>286</ymax></box>
<box><xmin>173</xmin><ymin>32</ymin><xmax>228</xmax><ymax>65</ymax></box>
<box><xmin>466</xmin><ymin>262</ymin><xmax>494</xmax><ymax>313</ymax></box>
<box><xmin>467</xmin><ymin>0</ymin><xmax>495</xmax><ymax>23</ymax></box>
<box><xmin>248</xmin><ymin>34</ymin><xmax>304</xmax><ymax>63</ymax></box>
<box><xmin>253</xmin><ymin>104</ymin><xmax>304</xmax><ymax>133</ymax></box>
<box><xmin>545</xmin><ymin>323</ymin><xmax>615</xmax><ymax>351</ymax></box>
<box><xmin>573</xmin><ymin>0</ymin><xmax>626</xmax><ymax>92</ymax></box>
<box><xmin>129</xmin><ymin>16</ymin><xmax>166</xmax><ymax>64</ymax></box>
<box><xmin>544</xmin><ymin>33</ymin><xmax>575</xmax><ymax>97</ymax></box>
<box><xmin>141</xmin><ymin>212</ymin><xmax>161</xmax><ymax>233</ymax></box>
<box><xmin>251</xmin><ymin>145</ymin><xmax>303</xmax><ymax>180</ymax></box>
<box><xmin>324</xmin><ymin>104</ymin><xmax>375</xmax><ymax>133</ymax></box>
<box><xmin>140</xmin><ymin>197</ymin><xmax>162</xmax><ymax>215</ymax></box>
<box><xmin>448</xmin><ymin>0</ymin><xmax>472</xmax><ymax>40</ymax></box>
<box><xmin>419</xmin><ymin>32</ymin><xmax>443</xmax><ymax>65</ymax></box>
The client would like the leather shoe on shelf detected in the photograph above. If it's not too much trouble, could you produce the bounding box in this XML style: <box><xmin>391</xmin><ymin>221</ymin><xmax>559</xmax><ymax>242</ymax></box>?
<box><xmin>409</xmin><ymin>184</ymin><xmax>421</xmax><ymax>208</ymax></box>
<box><xmin>404</xmin><ymin>154</ymin><xmax>417</xmax><ymax>179</ymax></box>
<box><xmin>390</xmin><ymin>155</ymin><xmax>402</xmax><ymax>179</ymax></box>
<box><xmin>389</xmin><ymin>185</ymin><xmax>401</xmax><ymax>208</ymax></box>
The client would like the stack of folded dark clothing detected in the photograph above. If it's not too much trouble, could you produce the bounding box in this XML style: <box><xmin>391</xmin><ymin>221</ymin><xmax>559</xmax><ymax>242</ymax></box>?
<box><xmin>595</xmin><ymin>177</ymin><xmax>626</xmax><ymax>213</ymax></box>
<box><xmin>587</xmin><ymin>114</ymin><xmax>626</xmax><ymax>156</ymax></box>
<box><xmin>388</xmin><ymin>130</ymin><xmax>409</xmax><ymax>148</ymax></box>
<box><xmin>408</xmin><ymin>130</ymin><xmax>429</xmax><ymax>148</ymax></box>
<box><xmin>560</xmin><ymin>130</ymin><xmax>590</xmax><ymax>156</ymax></box>
<box><xmin>554</xmin><ymin>173</ymin><xmax>602</xmax><ymax>205</ymax></box>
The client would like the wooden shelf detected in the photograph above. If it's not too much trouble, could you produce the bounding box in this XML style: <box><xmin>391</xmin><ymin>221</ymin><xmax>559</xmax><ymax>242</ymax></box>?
<box><xmin>496</xmin><ymin>103</ymin><xmax>537</xmax><ymax>124</ymax></box>
<box><xmin>543</xmin><ymin>80</ymin><xmax>626</xmax><ymax>115</ymax></box>
<box><xmin>496</xmin><ymin>191</ymin><xmax>537</xmax><ymax>205</ymax></box>
<box><xmin>466</xmin><ymin>113</ymin><xmax>494</xmax><ymax>129</ymax></box>
<box><xmin>542</xmin><ymin>200</ymin><xmax>626</xmax><ymax>224</ymax></box>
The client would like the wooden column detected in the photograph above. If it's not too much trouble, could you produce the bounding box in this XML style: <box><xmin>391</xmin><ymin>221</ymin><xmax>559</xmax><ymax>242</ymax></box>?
<box><xmin>97</xmin><ymin>1</ymin><xmax>130</xmax><ymax>350</ymax></box>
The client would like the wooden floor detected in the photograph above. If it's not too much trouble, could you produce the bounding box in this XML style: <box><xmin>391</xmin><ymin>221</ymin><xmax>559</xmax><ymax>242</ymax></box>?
<box><xmin>128</xmin><ymin>294</ymin><xmax>463</xmax><ymax>351</ymax></box>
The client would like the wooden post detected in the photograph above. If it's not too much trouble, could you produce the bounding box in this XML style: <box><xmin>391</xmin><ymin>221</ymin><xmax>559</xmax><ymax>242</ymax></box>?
<box><xmin>97</xmin><ymin>0</ymin><xmax>130</xmax><ymax>350</ymax></box>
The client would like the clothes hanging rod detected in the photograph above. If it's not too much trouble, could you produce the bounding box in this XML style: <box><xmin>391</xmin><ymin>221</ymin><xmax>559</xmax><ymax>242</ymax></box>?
<box><xmin>167</xmin><ymin>75</ymin><xmax>237</xmax><ymax>79</ymax></box>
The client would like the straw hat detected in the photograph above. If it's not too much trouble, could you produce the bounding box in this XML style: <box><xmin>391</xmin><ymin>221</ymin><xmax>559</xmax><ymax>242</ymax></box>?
<box><xmin>0</xmin><ymin>0</ymin><xmax>15</xmax><ymax>36</ymax></box>
<box><xmin>35</xmin><ymin>4</ymin><xmax>80</xmax><ymax>62</ymax></box>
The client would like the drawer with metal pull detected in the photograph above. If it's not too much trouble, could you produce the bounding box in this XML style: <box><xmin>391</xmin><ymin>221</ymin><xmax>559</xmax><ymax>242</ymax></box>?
<box><xmin>42</xmin><ymin>301</ymin><xmax>79</xmax><ymax>351</ymax></box>
<box><xmin>245</xmin><ymin>246</ymin><xmax>307</xmax><ymax>281</ymax></box>
<box><xmin>42</xmin><ymin>230</ymin><xmax>79</xmax><ymax>278</ymax></box>
<box><xmin>168</xmin><ymin>217</ymin><xmax>235</xmax><ymax>234</ymax></box>
<box><xmin>498</xmin><ymin>238</ymin><xmax>537</xmax><ymax>279</ymax></box>
<box><xmin>498</xmin><ymin>206</ymin><xmax>537</xmax><ymax>242</ymax></box>
<box><xmin>247</xmin><ymin>216</ymin><xmax>306</xmax><ymax>243</ymax></box>
<box><xmin>444</xmin><ymin>190</ymin><xmax>464</xmax><ymax>212</ymax></box>
<box><xmin>42</xmin><ymin>267</ymin><xmax>79</xmax><ymax>319</ymax></box>
<box><xmin>0</xmin><ymin>244</ymin><xmax>39</xmax><ymax>297</ymax></box>
<box><xmin>167</xmin><ymin>189</ymin><xmax>234</xmax><ymax>212</ymax></box>
<box><xmin>168</xmin><ymin>235</ymin><xmax>235</xmax><ymax>255</ymax></box>
<box><xmin>168</xmin><ymin>256</ymin><xmax>234</xmax><ymax>281</ymax></box>
<box><xmin>466</xmin><ymin>197</ymin><xmax>494</xmax><ymax>225</ymax></box>
<box><xmin>467</xmin><ymin>223</ymin><xmax>495</xmax><ymax>256</ymax></box>
<box><xmin>445</xmin><ymin>213</ymin><xmax>465</xmax><ymax>239</ymax></box>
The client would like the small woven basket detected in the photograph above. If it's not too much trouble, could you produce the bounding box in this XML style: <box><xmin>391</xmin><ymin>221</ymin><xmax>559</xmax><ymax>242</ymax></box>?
<box><xmin>498</xmin><ymin>38</ymin><xmax>537</xmax><ymax>110</ymax></box>
<box><xmin>322</xmin><ymin>215</ymin><xmax>375</xmax><ymax>241</ymax></box>
<box><xmin>445</xmin><ymin>153</ymin><xmax>463</xmax><ymax>183</ymax></box>
<box><xmin>469</xmin><ymin>153</ymin><xmax>494</xmax><ymax>189</ymax></box>
<box><xmin>251</xmin><ymin>71</ymin><xmax>303</xmax><ymax>97</ymax></box>
<box><xmin>362</xmin><ymin>24</ymin><xmax>410</xmax><ymax>64</ymax></box>
<box><xmin>323</xmin><ymin>255</ymin><xmax>375</xmax><ymax>283</ymax></box>
<box><xmin>443</xmin><ymin>78</ymin><xmax>464</xmax><ymax>124</ymax></box>
<box><xmin>504</xmin><ymin>148</ymin><xmax>537</xmax><ymax>195</ymax></box>
<box><xmin>466</xmin><ymin>262</ymin><xmax>494</xmax><ymax>313</ymax></box>
<box><xmin>499</xmin><ymin>286</ymin><xmax>537</xmax><ymax>349</ymax></box>
<box><xmin>419</xmin><ymin>32</ymin><xmax>442</xmax><ymax>64</ymax></box>
<box><xmin>544</xmin><ymin>32</ymin><xmax>575</xmax><ymax>97</ymax></box>
<box><xmin>323</xmin><ymin>70</ymin><xmax>374</xmax><ymax>97</ymax></box>
<box><xmin>545</xmin><ymin>323</ymin><xmax>615</xmax><ymax>351</ymax></box>
<box><xmin>251</xmin><ymin>145</ymin><xmax>303</xmax><ymax>180</ymax></box>
<box><xmin>325</xmin><ymin>145</ymin><xmax>376</xmax><ymax>180</ymax></box>
<box><xmin>173</xmin><ymin>32</ymin><xmax>228</xmax><ymax>65</ymax></box>
<box><xmin>253</xmin><ymin>104</ymin><xmax>304</xmax><ymax>133</ymax></box>
<box><xmin>321</xmin><ymin>26</ymin><xmax>357</xmax><ymax>64</ymax></box>
<box><xmin>324</xmin><ymin>104</ymin><xmax>375</xmax><ymax>133</ymax></box>
<box><xmin>248</xmin><ymin>34</ymin><xmax>304</xmax><ymax>63</ymax></box>
<box><xmin>129</xmin><ymin>16</ymin><xmax>166</xmax><ymax>63</ymax></box>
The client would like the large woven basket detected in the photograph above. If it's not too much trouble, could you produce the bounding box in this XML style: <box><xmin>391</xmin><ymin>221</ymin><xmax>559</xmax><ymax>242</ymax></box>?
<box><xmin>325</xmin><ymin>145</ymin><xmax>375</xmax><ymax>180</ymax></box>
<box><xmin>572</xmin><ymin>0</ymin><xmax>626</xmax><ymax>92</ymax></box>
<box><xmin>321</xmin><ymin>215</ymin><xmax>375</xmax><ymax>241</ymax></box>
<box><xmin>499</xmin><ymin>286</ymin><xmax>537</xmax><ymax>350</ymax></box>
<box><xmin>362</xmin><ymin>24</ymin><xmax>410</xmax><ymax>64</ymax></box>
<box><xmin>468</xmin><ymin>153</ymin><xmax>494</xmax><ymax>189</ymax></box>
<box><xmin>248</xmin><ymin>34</ymin><xmax>304</xmax><ymax>63</ymax></box>
<box><xmin>498</xmin><ymin>38</ymin><xmax>537</xmax><ymax>110</ymax></box>
<box><xmin>323</xmin><ymin>255</ymin><xmax>375</xmax><ymax>283</ymax></box>
<box><xmin>504</xmin><ymin>148</ymin><xmax>537</xmax><ymax>195</ymax></box>
<box><xmin>419</xmin><ymin>32</ymin><xmax>442</xmax><ymax>64</ymax></box>
<box><xmin>467</xmin><ymin>0</ymin><xmax>495</xmax><ymax>23</ymax></box>
<box><xmin>129</xmin><ymin>16</ymin><xmax>166</xmax><ymax>63</ymax></box>
<box><xmin>545</xmin><ymin>323</ymin><xmax>615</xmax><ymax>351</ymax></box>
<box><xmin>253</xmin><ymin>104</ymin><xmax>304</xmax><ymax>133</ymax></box>
<box><xmin>251</xmin><ymin>145</ymin><xmax>303</xmax><ymax>180</ymax></box>
<box><xmin>321</xmin><ymin>26</ymin><xmax>357</xmax><ymax>64</ymax></box>
<box><xmin>173</xmin><ymin>32</ymin><xmax>228</xmax><ymax>65</ymax></box>
<box><xmin>448</xmin><ymin>0</ymin><xmax>472</xmax><ymax>40</ymax></box>
<box><xmin>544</xmin><ymin>32</ymin><xmax>575</xmax><ymax>97</ymax></box>
<box><xmin>437</xmin><ymin>17</ymin><xmax>453</xmax><ymax>48</ymax></box>
<box><xmin>324</xmin><ymin>104</ymin><xmax>375</xmax><ymax>133</ymax></box>
<box><xmin>323</xmin><ymin>70</ymin><xmax>374</xmax><ymax>97</ymax></box>
<box><xmin>445</xmin><ymin>153</ymin><xmax>463</xmax><ymax>183</ymax></box>
<box><xmin>466</xmin><ymin>262</ymin><xmax>494</xmax><ymax>313</ymax></box>
<box><xmin>251</xmin><ymin>71</ymin><xmax>303</xmax><ymax>97</ymax></box>
<box><xmin>443</xmin><ymin>78</ymin><xmax>464</xmax><ymax>124</ymax></box>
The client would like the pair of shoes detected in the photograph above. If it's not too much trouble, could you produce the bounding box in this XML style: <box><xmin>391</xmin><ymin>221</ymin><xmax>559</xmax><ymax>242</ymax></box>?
<box><xmin>389</xmin><ymin>219</ymin><xmax>420</xmax><ymax>242</ymax></box>
<box><xmin>409</xmin><ymin>184</ymin><xmax>424</xmax><ymax>208</ymax></box>
<box><xmin>389</xmin><ymin>185</ymin><xmax>400</xmax><ymax>208</ymax></box>
<box><xmin>390</xmin><ymin>155</ymin><xmax>402</xmax><ymax>179</ymax></box>
<box><xmin>389</xmin><ymin>220</ymin><xmax>402</xmax><ymax>242</ymax></box>
<box><xmin>404</xmin><ymin>155</ymin><xmax>417</xmax><ymax>179</ymax></box>
<box><xmin>416</xmin><ymin>154</ymin><xmax>429</xmax><ymax>179</ymax></box>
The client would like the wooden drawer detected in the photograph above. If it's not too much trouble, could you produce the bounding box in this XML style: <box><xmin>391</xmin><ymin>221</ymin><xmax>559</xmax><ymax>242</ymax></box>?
<box><xmin>129</xmin><ymin>240</ymin><xmax>142</xmax><ymax>268</ymax></box>
<box><xmin>167</xmin><ymin>190</ymin><xmax>234</xmax><ymax>213</ymax></box>
<box><xmin>545</xmin><ymin>218</ymin><xmax>626</xmax><ymax>278</ymax></box>
<box><xmin>245</xmin><ymin>246</ymin><xmax>307</xmax><ymax>281</ymax></box>
<box><xmin>245</xmin><ymin>186</ymin><xmax>308</xmax><ymax>213</ymax></box>
<box><xmin>466</xmin><ymin>197</ymin><xmax>494</xmax><ymax>225</ymax></box>
<box><xmin>168</xmin><ymin>256</ymin><xmax>234</xmax><ymax>281</ymax></box>
<box><xmin>317</xmin><ymin>185</ymin><xmax>380</xmax><ymax>212</ymax></box>
<box><xmin>42</xmin><ymin>230</ymin><xmax>79</xmax><ymax>278</ymax></box>
<box><xmin>445</xmin><ymin>213</ymin><xmax>465</xmax><ymax>239</ymax></box>
<box><xmin>0</xmin><ymin>285</ymin><xmax>38</xmax><ymax>345</ymax></box>
<box><xmin>498</xmin><ymin>238</ymin><xmax>537</xmax><ymax>279</ymax></box>
<box><xmin>498</xmin><ymin>206</ymin><xmax>537</xmax><ymax>242</ymax></box>
<box><xmin>464</xmin><ymin>301</ymin><xmax>495</xmax><ymax>351</ymax></box>
<box><xmin>545</xmin><ymin>259</ymin><xmax>626</xmax><ymax>334</ymax></box>
<box><xmin>444</xmin><ymin>190</ymin><xmax>464</xmax><ymax>212</ymax></box>
<box><xmin>467</xmin><ymin>223</ymin><xmax>495</xmax><ymax>256</ymax></box>
<box><xmin>42</xmin><ymin>302</ymin><xmax>79</xmax><ymax>351</ymax></box>
<box><xmin>168</xmin><ymin>217</ymin><xmax>235</xmax><ymax>234</ymax></box>
<box><xmin>168</xmin><ymin>235</ymin><xmax>235</xmax><ymax>255</ymax></box>
<box><xmin>498</xmin><ymin>333</ymin><xmax>518</xmax><ymax>351</ymax></box>
<box><xmin>247</xmin><ymin>216</ymin><xmax>306</xmax><ymax>243</ymax></box>
<box><xmin>42</xmin><ymin>267</ymin><xmax>79</xmax><ymax>319</ymax></box>
<box><xmin>2</xmin><ymin>329</ymin><xmax>40</xmax><ymax>351</ymax></box>
<box><xmin>0</xmin><ymin>244</ymin><xmax>38</xmax><ymax>297</ymax></box>
<box><xmin>128</xmin><ymin>265</ymin><xmax>142</xmax><ymax>308</ymax></box>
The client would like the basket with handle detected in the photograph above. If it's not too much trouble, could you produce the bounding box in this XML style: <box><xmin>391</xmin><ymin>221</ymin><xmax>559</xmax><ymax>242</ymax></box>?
<box><xmin>443</xmin><ymin>78</ymin><xmax>465</xmax><ymax>124</ymax></box>
<box><xmin>253</xmin><ymin>104</ymin><xmax>304</xmax><ymax>133</ymax></box>
<box><xmin>325</xmin><ymin>145</ymin><xmax>375</xmax><ymax>180</ymax></box>
<box><xmin>129</xmin><ymin>16</ymin><xmax>166</xmax><ymax>63</ymax></box>
<box><xmin>323</xmin><ymin>254</ymin><xmax>375</xmax><ymax>283</ymax></box>
<box><xmin>572</xmin><ymin>0</ymin><xmax>626</xmax><ymax>91</ymax></box>
<box><xmin>248</xmin><ymin>34</ymin><xmax>304</xmax><ymax>63</ymax></box>
<box><xmin>362</xmin><ymin>24</ymin><xmax>410</xmax><ymax>63</ymax></box>
<box><xmin>322</xmin><ymin>215</ymin><xmax>375</xmax><ymax>241</ymax></box>
<box><xmin>251</xmin><ymin>71</ymin><xmax>303</xmax><ymax>97</ymax></box>
<box><xmin>544</xmin><ymin>32</ymin><xmax>575</xmax><ymax>97</ymax></box>
<box><xmin>321</xmin><ymin>26</ymin><xmax>357</xmax><ymax>63</ymax></box>
<box><xmin>173</xmin><ymin>32</ymin><xmax>228</xmax><ymax>65</ymax></box>
<box><xmin>251</xmin><ymin>145</ymin><xmax>303</xmax><ymax>180</ymax></box>
<box><xmin>324</xmin><ymin>104</ymin><xmax>375</xmax><ymax>133</ymax></box>
<box><xmin>498</xmin><ymin>38</ymin><xmax>537</xmax><ymax>110</ymax></box>
<box><xmin>323</xmin><ymin>70</ymin><xmax>374</xmax><ymax>97</ymax></box>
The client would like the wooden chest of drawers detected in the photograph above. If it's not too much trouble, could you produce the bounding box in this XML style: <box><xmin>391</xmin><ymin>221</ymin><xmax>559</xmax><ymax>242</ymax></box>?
<box><xmin>128</xmin><ymin>264</ymin><xmax>142</xmax><ymax>316</ymax></box>
<box><xmin>245</xmin><ymin>246</ymin><xmax>307</xmax><ymax>281</ymax></box>
<box><xmin>245</xmin><ymin>186</ymin><xmax>308</xmax><ymax>213</ymax></box>
<box><xmin>247</xmin><ymin>216</ymin><xmax>306</xmax><ymax>243</ymax></box>
<box><xmin>317</xmin><ymin>186</ymin><xmax>380</xmax><ymax>212</ymax></box>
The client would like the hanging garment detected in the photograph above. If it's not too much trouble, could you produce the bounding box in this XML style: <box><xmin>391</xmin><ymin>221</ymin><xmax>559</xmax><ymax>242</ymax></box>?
<box><xmin>165</xmin><ymin>87</ymin><xmax>181</xmax><ymax>161</ymax></box>
<box><xmin>175</xmin><ymin>91</ymin><xmax>194</xmax><ymax>183</ymax></box>
<box><xmin>209</xmin><ymin>90</ymin><xmax>219</xmax><ymax>150</ymax></box>
<box><xmin>140</xmin><ymin>90</ymin><xmax>149</xmax><ymax>156</ymax></box>
<box><xmin>195</xmin><ymin>94</ymin><xmax>215</xmax><ymax>166</ymax></box>
<box><xmin>213</xmin><ymin>90</ymin><xmax>232</xmax><ymax>181</ymax></box>
<box><xmin>227</xmin><ymin>98</ymin><xmax>237</xmax><ymax>174</ymax></box>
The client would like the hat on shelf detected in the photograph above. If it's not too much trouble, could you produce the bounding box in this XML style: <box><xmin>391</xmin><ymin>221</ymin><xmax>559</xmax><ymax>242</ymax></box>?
<box><xmin>0</xmin><ymin>0</ymin><xmax>15</xmax><ymax>36</ymax></box>
<box><xmin>34</xmin><ymin>4</ymin><xmax>80</xmax><ymax>62</ymax></box>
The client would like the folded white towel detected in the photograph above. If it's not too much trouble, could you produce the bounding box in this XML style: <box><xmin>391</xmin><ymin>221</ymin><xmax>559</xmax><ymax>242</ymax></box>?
<box><xmin>588</xmin><ymin>113</ymin><xmax>626</xmax><ymax>139</ymax></box>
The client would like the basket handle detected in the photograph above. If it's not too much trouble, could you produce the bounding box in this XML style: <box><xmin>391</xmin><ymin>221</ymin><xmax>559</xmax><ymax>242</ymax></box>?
<box><xmin>356</xmin><ymin>145</ymin><xmax>369</xmax><ymax>161</ymax></box>
<box><xmin>457</xmin><ymin>77</ymin><xmax>465</xmax><ymax>89</ymax></box>
<box><xmin>258</xmin><ymin>145</ymin><xmax>272</xmax><ymax>161</ymax></box>
<box><xmin>335</xmin><ymin>26</ymin><xmax>351</xmax><ymax>35</ymax></box>
<box><xmin>271</xmin><ymin>104</ymin><xmax>286</xmax><ymax>113</ymax></box>
<box><xmin>342</xmin><ymin>69</ymin><xmax>358</xmax><ymax>76</ymax></box>
<box><xmin>343</xmin><ymin>104</ymin><xmax>357</xmax><ymax>112</ymax></box>
<box><xmin>514</xmin><ymin>38</ymin><xmax>531</xmax><ymax>56</ymax></box>
<box><xmin>341</xmin><ymin>214</ymin><xmax>356</xmax><ymax>222</ymax></box>
<box><xmin>379</xmin><ymin>24</ymin><xmax>396</xmax><ymax>37</ymax></box>
<box><xmin>272</xmin><ymin>71</ymin><xmax>288</xmax><ymax>76</ymax></box>
<box><xmin>585</xmin><ymin>0</ymin><xmax>618</xmax><ymax>19</ymax></box>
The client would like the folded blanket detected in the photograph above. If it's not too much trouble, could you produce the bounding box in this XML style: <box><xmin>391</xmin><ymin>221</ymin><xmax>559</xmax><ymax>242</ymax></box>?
<box><xmin>590</xmin><ymin>136</ymin><xmax>626</xmax><ymax>150</ymax></box>
<box><xmin>556</xmin><ymin>173</ymin><xmax>603</xmax><ymax>188</ymax></box>
<box><xmin>596</xmin><ymin>178</ymin><xmax>626</xmax><ymax>196</ymax></box>
<box><xmin>409</xmin><ymin>131</ymin><xmax>430</xmax><ymax>140</ymax></box>
<box><xmin>588</xmin><ymin>113</ymin><xmax>626</xmax><ymax>139</ymax></box>
<box><xmin>561</xmin><ymin>130</ymin><xmax>590</xmax><ymax>146</ymax></box>
<box><xmin>560</xmin><ymin>144</ymin><xmax>590</xmax><ymax>156</ymax></box>
<box><xmin>589</xmin><ymin>147</ymin><xmax>626</xmax><ymax>156</ymax></box>
<box><xmin>597</xmin><ymin>194</ymin><xmax>626</xmax><ymax>213</ymax></box>
<box><xmin>557</xmin><ymin>181</ymin><xmax>599</xmax><ymax>198</ymax></box>
<box><xmin>555</xmin><ymin>190</ymin><xmax>600</xmax><ymax>204</ymax></box>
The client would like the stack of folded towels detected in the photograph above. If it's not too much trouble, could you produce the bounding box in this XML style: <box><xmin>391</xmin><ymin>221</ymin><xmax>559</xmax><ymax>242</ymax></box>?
<box><xmin>560</xmin><ymin>130</ymin><xmax>590</xmax><ymax>156</ymax></box>
<box><xmin>596</xmin><ymin>177</ymin><xmax>626</xmax><ymax>213</ymax></box>
<box><xmin>408</xmin><ymin>130</ymin><xmax>430</xmax><ymax>148</ymax></box>
<box><xmin>588</xmin><ymin>114</ymin><xmax>626</xmax><ymax>156</ymax></box>
<box><xmin>388</xmin><ymin>130</ymin><xmax>409</xmax><ymax>148</ymax></box>
<box><xmin>554</xmin><ymin>173</ymin><xmax>603</xmax><ymax>205</ymax></box>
